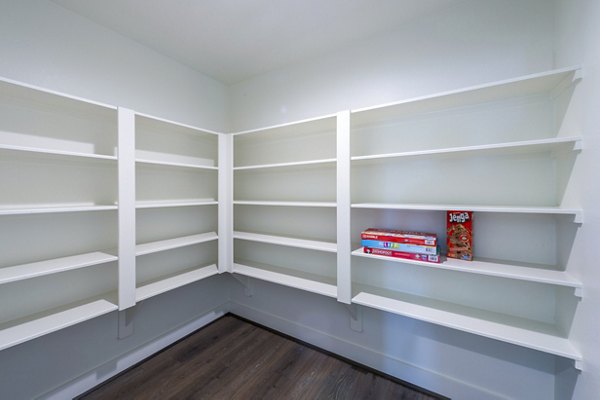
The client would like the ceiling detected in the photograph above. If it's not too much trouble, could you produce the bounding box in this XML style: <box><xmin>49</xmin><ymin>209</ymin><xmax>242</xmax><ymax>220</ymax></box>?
<box><xmin>52</xmin><ymin>0</ymin><xmax>459</xmax><ymax>85</ymax></box>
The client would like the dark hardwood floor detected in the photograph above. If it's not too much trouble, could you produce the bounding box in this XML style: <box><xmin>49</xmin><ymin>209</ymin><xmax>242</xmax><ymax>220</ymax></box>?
<box><xmin>78</xmin><ymin>314</ymin><xmax>445</xmax><ymax>400</ymax></box>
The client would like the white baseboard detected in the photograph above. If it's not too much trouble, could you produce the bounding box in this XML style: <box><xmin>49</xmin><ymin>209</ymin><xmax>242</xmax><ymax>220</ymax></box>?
<box><xmin>230</xmin><ymin>301</ymin><xmax>510</xmax><ymax>400</ymax></box>
<box><xmin>40</xmin><ymin>302</ymin><xmax>231</xmax><ymax>400</ymax></box>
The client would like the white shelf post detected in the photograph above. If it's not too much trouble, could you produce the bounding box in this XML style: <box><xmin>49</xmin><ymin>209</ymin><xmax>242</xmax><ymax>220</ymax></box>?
<box><xmin>218</xmin><ymin>133</ymin><xmax>233</xmax><ymax>273</ymax></box>
<box><xmin>337</xmin><ymin>110</ymin><xmax>351</xmax><ymax>304</ymax></box>
<box><xmin>118</xmin><ymin>107</ymin><xmax>136</xmax><ymax>310</ymax></box>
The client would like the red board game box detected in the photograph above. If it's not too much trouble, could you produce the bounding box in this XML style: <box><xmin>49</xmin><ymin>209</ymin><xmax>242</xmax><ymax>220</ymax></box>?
<box><xmin>447</xmin><ymin>211</ymin><xmax>473</xmax><ymax>261</ymax></box>
<box><xmin>363</xmin><ymin>247</ymin><xmax>441</xmax><ymax>263</ymax></box>
<box><xmin>361</xmin><ymin>228</ymin><xmax>437</xmax><ymax>246</ymax></box>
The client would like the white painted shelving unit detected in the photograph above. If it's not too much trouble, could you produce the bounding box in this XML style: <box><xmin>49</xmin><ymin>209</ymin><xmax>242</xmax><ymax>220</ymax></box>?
<box><xmin>349</xmin><ymin>66</ymin><xmax>584</xmax><ymax>366</ymax></box>
<box><xmin>0</xmin><ymin>66</ymin><xmax>586</xmax><ymax>370</ymax></box>
<box><xmin>133</xmin><ymin>113</ymin><xmax>221</xmax><ymax>305</ymax></box>
<box><xmin>0</xmin><ymin>77</ymin><xmax>120</xmax><ymax>351</ymax></box>
<box><xmin>231</xmin><ymin>115</ymin><xmax>341</xmax><ymax>297</ymax></box>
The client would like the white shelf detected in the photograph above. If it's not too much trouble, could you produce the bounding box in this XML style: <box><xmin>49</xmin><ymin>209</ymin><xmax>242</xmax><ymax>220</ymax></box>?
<box><xmin>135</xmin><ymin>111</ymin><xmax>220</xmax><ymax>137</ymax></box>
<box><xmin>234</xmin><ymin>158</ymin><xmax>336</xmax><ymax>171</ymax></box>
<box><xmin>351</xmin><ymin>203</ymin><xmax>583</xmax><ymax>222</ymax></box>
<box><xmin>136</xmin><ymin>158</ymin><xmax>218</xmax><ymax>170</ymax></box>
<box><xmin>352</xmin><ymin>248</ymin><xmax>582</xmax><ymax>290</ymax></box>
<box><xmin>351</xmin><ymin>136</ymin><xmax>583</xmax><ymax>162</ymax></box>
<box><xmin>0</xmin><ymin>252</ymin><xmax>118</xmax><ymax>285</ymax></box>
<box><xmin>0</xmin><ymin>204</ymin><xmax>118</xmax><ymax>216</ymax></box>
<box><xmin>231</xmin><ymin>113</ymin><xmax>337</xmax><ymax>136</ymax></box>
<box><xmin>234</xmin><ymin>200</ymin><xmax>337</xmax><ymax>208</ymax></box>
<box><xmin>352</xmin><ymin>289</ymin><xmax>581</xmax><ymax>362</ymax></box>
<box><xmin>233</xmin><ymin>262</ymin><xmax>337</xmax><ymax>298</ymax></box>
<box><xmin>352</xmin><ymin>66</ymin><xmax>581</xmax><ymax>126</ymax></box>
<box><xmin>234</xmin><ymin>231</ymin><xmax>337</xmax><ymax>253</ymax></box>
<box><xmin>136</xmin><ymin>232</ymin><xmax>218</xmax><ymax>256</ymax></box>
<box><xmin>0</xmin><ymin>143</ymin><xmax>117</xmax><ymax>161</ymax></box>
<box><xmin>0</xmin><ymin>298</ymin><xmax>118</xmax><ymax>352</ymax></box>
<box><xmin>135</xmin><ymin>199</ymin><xmax>218</xmax><ymax>209</ymax></box>
<box><xmin>135</xmin><ymin>264</ymin><xmax>219</xmax><ymax>302</ymax></box>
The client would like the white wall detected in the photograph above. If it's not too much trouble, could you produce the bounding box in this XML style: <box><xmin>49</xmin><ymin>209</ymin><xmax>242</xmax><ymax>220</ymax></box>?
<box><xmin>229</xmin><ymin>0</ymin><xmax>554</xmax><ymax>131</ymax></box>
<box><xmin>0</xmin><ymin>0</ymin><xmax>228</xmax><ymax>131</ymax></box>
<box><xmin>0</xmin><ymin>1</ymin><xmax>231</xmax><ymax>399</ymax></box>
<box><xmin>228</xmin><ymin>1</ymin><xmax>566</xmax><ymax>399</ymax></box>
<box><xmin>554</xmin><ymin>0</ymin><xmax>600</xmax><ymax>399</ymax></box>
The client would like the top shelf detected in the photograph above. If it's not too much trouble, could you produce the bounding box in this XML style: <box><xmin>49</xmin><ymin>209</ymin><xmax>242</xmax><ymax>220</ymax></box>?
<box><xmin>232</xmin><ymin>114</ymin><xmax>337</xmax><ymax>137</ymax></box>
<box><xmin>0</xmin><ymin>77</ymin><xmax>116</xmax><ymax>119</ymax></box>
<box><xmin>351</xmin><ymin>136</ymin><xmax>582</xmax><ymax>162</ymax></box>
<box><xmin>351</xmin><ymin>66</ymin><xmax>581</xmax><ymax>127</ymax></box>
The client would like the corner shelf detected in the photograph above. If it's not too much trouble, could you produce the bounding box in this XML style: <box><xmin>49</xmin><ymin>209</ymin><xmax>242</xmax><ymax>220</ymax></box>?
<box><xmin>136</xmin><ymin>158</ymin><xmax>218</xmax><ymax>170</ymax></box>
<box><xmin>135</xmin><ymin>199</ymin><xmax>218</xmax><ymax>209</ymax></box>
<box><xmin>352</xmin><ymin>288</ymin><xmax>581</xmax><ymax>362</ymax></box>
<box><xmin>135</xmin><ymin>264</ymin><xmax>218</xmax><ymax>302</ymax></box>
<box><xmin>234</xmin><ymin>200</ymin><xmax>337</xmax><ymax>208</ymax></box>
<box><xmin>136</xmin><ymin>232</ymin><xmax>218</xmax><ymax>256</ymax></box>
<box><xmin>0</xmin><ymin>252</ymin><xmax>118</xmax><ymax>285</ymax></box>
<box><xmin>232</xmin><ymin>262</ymin><xmax>337</xmax><ymax>298</ymax></box>
<box><xmin>234</xmin><ymin>231</ymin><xmax>337</xmax><ymax>253</ymax></box>
<box><xmin>0</xmin><ymin>298</ymin><xmax>118</xmax><ymax>352</ymax></box>
<box><xmin>352</xmin><ymin>248</ymin><xmax>582</xmax><ymax>291</ymax></box>
<box><xmin>233</xmin><ymin>158</ymin><xmax>336</xmax><ymax>171</ymax></box>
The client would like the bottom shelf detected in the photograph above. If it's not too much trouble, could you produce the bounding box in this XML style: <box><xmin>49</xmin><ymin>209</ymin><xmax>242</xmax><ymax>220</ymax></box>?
<box><xmin>233</xmin><ymin>262</ymin><xmax>337</xmax><ymax>298</ymax></box>
<box><xmin>135</xmin><ymin>264</ymin><xmax>219</xmax><ymax>302</ymax></box>
<box><xmin>0</xmin><ymin>297</ymin><xmax>118</xmax><ymax>352</ymax></box>
<box><xmin>352</xmin><ymin>287</ymin><xmax>581</xmax><ymax>362</ymax></box>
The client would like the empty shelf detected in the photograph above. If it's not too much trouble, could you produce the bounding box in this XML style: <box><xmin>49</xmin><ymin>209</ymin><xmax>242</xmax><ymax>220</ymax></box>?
<box><xmin>136</xmin><ymin>232</ymin><xmax>218</xmax><ymax>256</ymax></box>
<box><xmin>351</xmin><ymin>136</ymin><xmax>582</xmax><ymax>162</ymax></box>
<box><xmin>0</xmin><ymin>299</ymin><xmax>118</xmax><ymax>352</ymax></box>
<box><xmin>0</xmin><ymin>143</ymin><xmax>117</xmax><ymax>161</ymax></box>
<box><xmin>234</xmin><ymin>231</ymin><xmax>336</xmax><ymax>253</ymax></box>
<box><xmin>136</xmin><ymin>264</ymin><xmax>219</xmax><ymax>302</ymax></box>
<box><xmin>233</xmin><ymin>263</ymin><xmax>337</xmax><ymax>298</ymax></box>
<box><xmin>234</xmin><ymin>200</ymin><xmax>337</xmax><ymax>208</ymax></box>
<box><xmin>0</xmin><ymin>252</ymin><xmax>118</xmax><ymax>285</ymax></box>
<box><xmin>234</xmin><ymin>158</ymin><xmax>336</xmax><ymax>171</ymax></box>
<box><xmin>352</xmin><ymin>290</ymin><xmax>581</xmax><ymax>361</ymax></box>
<box><xmin>0</xmin><ymin>204</ymin><xmax>118</xmax><ymax>215</ymax></box>
<box><xmin>136</xmin><ymin>199</ymin><xmax>218</xmax><ymax>209</ymax></box>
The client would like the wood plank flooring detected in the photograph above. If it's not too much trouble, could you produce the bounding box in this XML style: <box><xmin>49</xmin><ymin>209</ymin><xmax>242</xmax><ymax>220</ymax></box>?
<box><xmin>79</xmin><ymin>314</ymin><xmax>446</xmax><ymax>400</ymax></box>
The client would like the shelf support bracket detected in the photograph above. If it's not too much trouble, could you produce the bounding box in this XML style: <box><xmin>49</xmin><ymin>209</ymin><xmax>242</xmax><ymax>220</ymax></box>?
<box><xmin>118</xmin><ymin>307</ymin><xmax>135</xmax><ymax>339</ymax></box>
<box><xmin>231</xmin><ymin>274</ymin><xmax>254</xmax><ymax>297</ymax></box>
<box><xmin>345</xmin><ymin>304</ymin><xmax>363</xmax><ymax>332</ymax></box>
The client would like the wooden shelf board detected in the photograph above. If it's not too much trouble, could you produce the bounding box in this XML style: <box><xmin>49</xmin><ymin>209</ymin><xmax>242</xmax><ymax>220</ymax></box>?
<box><xmin>136</xmin><ymin>232</ymin><xmax>218</xmax><ymax>256</ymax></box>
<box><xmin>352</xmin><ymin>248</ymin><xmax>581</xmax><ymax>289</ymax></box>
<box><xmin>0</xmin><ymin>204</ymin><xmax>118</xmax><ymax>215</ymax></box>
<box><xmin>0</xmin><ymin>299</ymin><xmax>118</xmax><ymax>352</ymax></box>
<box><xmin>352</xmin><ymin>289</ymin><xmax>581</xmax><ymax>361</ymax></box>
<box><xmin>234</xmin><ymin>158</ymin><xmax>336</xmax><ymax>171</ymax></box>
<box><xmin>135</xmin><ymin>264</ymin><xmax>219</xmax><ymax>302</ymax></box>
<box><xmin>233</xmin><ymin>263</ymin><xmax>337</xmax><ymax>298</ymax></box>
<box><xmin>234</xmin><ymin>231</ymin><xmax>336</xmax><ymax>253</ymax></box>
<box><xmin>234</xmin><ymin>200</ymin><xmax>337</xmax><ymax>208</ymax></box>
<box><xmin>136</xmin><ymin>199</ymin><xmax>218</xmax><ymax>209</ymax></box>
<box><xmin>0</xmin><ymin>252</ymin><xmax>118</xmax><ymax>285</ymax></box>
<box><xmin>0</xmin><ymin>143</ymin><xmax>117</xmax><ymax>161</ymax></box>
<box><xmin>351</xmin><ymin>136</ymin><xmax>582</xmax><ymax>162</ymax></box>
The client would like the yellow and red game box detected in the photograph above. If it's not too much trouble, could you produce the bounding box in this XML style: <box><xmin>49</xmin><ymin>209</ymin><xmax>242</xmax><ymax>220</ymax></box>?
<box><xmin>447</xmin><ymin>211</ymin><xmax>473</xmax><ymax>261</ymax></box>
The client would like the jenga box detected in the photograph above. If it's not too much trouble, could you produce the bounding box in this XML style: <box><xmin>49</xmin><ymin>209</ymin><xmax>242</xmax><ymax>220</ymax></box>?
<box><xmin>447</xmin><ymin>211</ymin><xmax>473</xmax><ymax>261</ymax></box>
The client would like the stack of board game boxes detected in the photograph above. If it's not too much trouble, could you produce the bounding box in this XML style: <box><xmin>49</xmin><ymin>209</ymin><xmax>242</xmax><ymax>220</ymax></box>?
<box><xmin>361</xmin><ymin>228</ymin><xmax>441</xmax><ymax>263</ymax></box>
